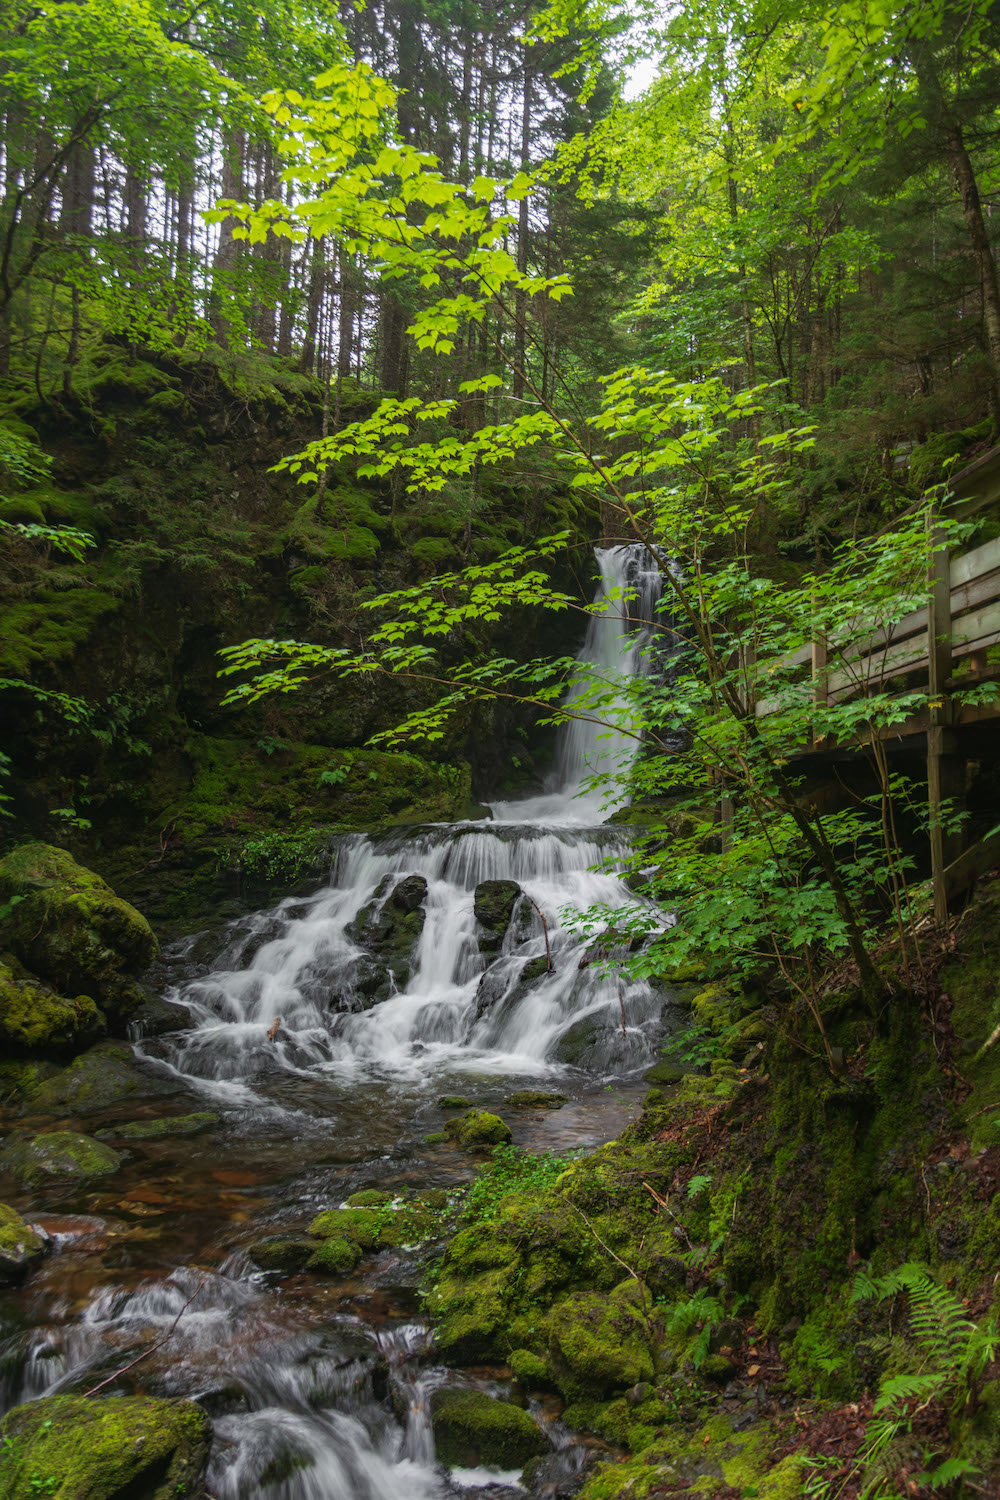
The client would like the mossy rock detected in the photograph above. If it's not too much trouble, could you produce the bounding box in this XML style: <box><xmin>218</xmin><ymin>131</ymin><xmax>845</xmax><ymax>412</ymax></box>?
<box><xmin>509</xmin><ymin>1348</ymin><xmax>555</xmax><ymax>1388</ymax></box>
<box><xmin>430</xmin><ymin>1386</ymin><xmax>548</xmax><ymax>1469</ymax></box>
<box><xmin>0</xmin><ymin>1202</ymin><xmax>47</xmax><ymax>1284</ymax></box>
<box><xmin>0</xmin><ymin>1392</ymin><xmax>211</xmax><ymax>1500</ymax></box>
<box><xmin>507</xmin><ymin>1090</ymin><xmax>568</xmax><ymax>1109</ymax></box>
<box><xmin>520</xmin><ymin>956</ymin><xmax>551</xmax><ymax>985</ymax></box>
<box><xmin>308</xmin><ymin>1207</ymin><xmax>384</xmax><ymax>1249</ymax></box>
<box><xmin>345</xmin><ymin>1189</ymin><xmax>394</xmax><ymax>1207</ymax></box>
<box><xmin>437</xmin><ymin>1095</ymin><xmax>472</xmax><ymax>1110</ymax></box>
<box><xmin>644</xmin><ymin>1061</ymin><xmax>687</xmax><ymax>1087</ymax></box>
<box><xmin>0</xmin><ymin>586</ymin><xmax>121</xmax><ymax>678</ymax></box>
<box><xmin>0</xmin><ymin>1130</ymin><xmax>122</xmax><ymax>1185</ymax></box>
<box><xmin>0</xmin><ymin>961</ymin><xmax>104</xmax><ymax>1053</ymax></box>
<box><xmin>473</xmin><ymin>879</ymin><xmax>522</xmax><ymax>953</ymax></box>
<box><xmin>444</xmin><ymin>1109</ymin><xmax>513</xmax><ymax>1148</ymax></box>
<box><xmin>249</xmin><ymin>1236</ymin><xmax>315</xmax><ymax>1272</ymax></box>
<box><xmin>544</xmin><ymin>1289</ymin><xmax>655</xmax><ymax>1399</ymax></box>
<box><xmin>16</xmin><ymin>1040</ymin><xmax>179</xmax><ymax>1115</ymax></box>
<box><xmin>307</xmin><ymin>1236</ymin><xmax>362</xmax><ymax>1274</ymax></box>
<box><xmin>308</xmin><ymin>1196</ymin><xmax>445</xmax><ymax>1253</ymax></box>
<box><xmin>0</xmin><ymin>844</ymin><xmax>156</xmax><ymax>1022</ymax></box>
<box><xmin>97</xmin><ymin>1111</ymin><xmax>218</xmax><ymax>1141</ymax></box>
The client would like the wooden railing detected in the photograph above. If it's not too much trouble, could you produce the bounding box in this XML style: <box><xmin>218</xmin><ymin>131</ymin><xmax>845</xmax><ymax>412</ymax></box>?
<box><xmin>750</xmin><ymin>443</ymin><xmax>1000</xmax><ymax>920</ymax></box>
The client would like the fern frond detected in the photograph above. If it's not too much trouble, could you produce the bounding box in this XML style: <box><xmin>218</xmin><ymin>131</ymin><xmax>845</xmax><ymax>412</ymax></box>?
<box><xmin>915</xmin><ymin>1456</ymin><xmax>979</xmax><ymax>1488</ymax></box>
<box><xmin>873</xmin><ymin>1371</ymin><xmax>944</xmax><ymax>1412</ymax></box>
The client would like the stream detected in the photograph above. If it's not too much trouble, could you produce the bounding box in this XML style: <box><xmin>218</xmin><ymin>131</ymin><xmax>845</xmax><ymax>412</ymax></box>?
<box><xmin>0</xmin><ymin>544</ymin><xmax>686</xmax><ymax>1499</ymax></box>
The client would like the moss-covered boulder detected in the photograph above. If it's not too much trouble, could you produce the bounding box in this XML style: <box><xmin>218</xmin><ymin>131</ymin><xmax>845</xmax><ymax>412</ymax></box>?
<box><xmin>437</xmin><ymin>1095</ymin><xmax>472</xmax><ymax>1110</ymax></box>
<box><xmin>473</xmin><ymin>879</ymin><xmax>523</xmax><ymax>953</ymax></box>
<box><xmin>0</xmin><ymin>1393</ymin><xmax>210</xmax><ymax>1500</ymax></box>
<box><xmin>0</xmin><ymin>960</ymin><xmax>103</xmax><ymax>1053</ymax></box>
<box><xmin>544</xmin><ymin>1289</ymin><xmax>655</xmax><ymax>1399</ymax></box>
<box><xmin>308</xmin><ymin>1193</ymin><xmax>446</xmax><ymax>1255</ymax></box>
<box><xmin>444</xmin><ymin>1109</ymin><xmax>513</xmax><ymax>1148</ymax></box>
<box><xmin>307</xmin><ymin>1236</ymin><xmax>362</xmax><ymax>1274</ymax></box>
<box><xmin>0</xmin><ymin>1130</ymin><xmax>123</xmax><ymax>1185</ymax></box>
<box><xmin>0</xmin><ymin>1202</ymin><xmax>47</xmax><ymax>1283</ymax></box>
<box><xmin>507</xmin><ymin>1090</ymin><xmax>568</xmax><ymax>1109</ymax></box>
<box><xmin>0</xmin><ymin>844</ymin><xmax>156</xmax><ymax>1024</ymax></box>
<box><xmin>14</xmin><ymin>1040</ymin><xmax>179</xmax><ymax>1115</ymax></box>
<box><xmin>350</xmin><ymin>873</ymin><xmax>428</xmax><ymax>1003</ymax></box>
<box><xmin>430</xmin><ymin>1387</ymin><xmax>548</xmax><ymax>1469</ymax></box>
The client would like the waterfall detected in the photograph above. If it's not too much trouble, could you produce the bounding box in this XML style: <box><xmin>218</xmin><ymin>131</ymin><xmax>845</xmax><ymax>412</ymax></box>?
<box><xmin>148</xmin><ymin>543</ymin><xmax>672</xmax><ymax>1097</ymax></box>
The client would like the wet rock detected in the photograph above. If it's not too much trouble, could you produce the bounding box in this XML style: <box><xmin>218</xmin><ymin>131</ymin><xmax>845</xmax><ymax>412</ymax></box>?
<box><xmin>509</xmin><ymin>1348</ymin><xmax>554</xmax><ymax>1388</ymax></box>
<box><xmin>520</xmin><ymin>955</ymin><xmax>551</xmax><ymax>985</ymax></box>
<box><xmin>0</xmin><ymin>1203</ymin><xmax>47</xmax><ymax>1283</ymax></box>
<box><xmin>349</xmin><ymin>873</ymin><xmax>427</xmax><ymax>1000</ymax></box>
<box><xmin>709</xmin><ymin>1317</ymin><xmax>744</xmax><ymax>1356</ymax></box>
<box><xmin>14</xmin><ymin>1039</ymin><xmax>180</xmax><ymax>1115</ymax></box>
<box><xmin>474</xmin><ymin>879</ymin><xmax>522</xmax><ymax>953</ymax></box>
<box><xmin>0</xmin><ymin>1130</ymin><xmax>122</xmax><ymax>1185</ymax></box>
<box><xmin>0</xmin><ymin>959</ymin><xmax>104</xmax><ymax>1054</ymax></box>
<box><xmin>521</xmin><ymin>1444</ymin><xmax>601</xmax><ymax>1498</ymax></box>
<box><xmin>430</xmin><ymin>1386</ymin><xmax>548</xmax><ymax>1469</ymax></box>
<box><xmin>248</xmin><ymin>1236</ymin><xmax>315</xmax><ymax>1272</ymax></box>
<box><xmin>699</xmin><ymin>1353</ymin><xmax>738</xmax><ymax>1384</ymax></box>
<box><xmin>96</xmin><ymin>1111</ymin><xmax>219</xmax><ymax>1141</ymax></box>
<box><xmin>437</xmin><ymin>1095</ymin><xmax>472</xmax><ymax>1109</ymax></box>
<box><xmin>444</xmin><ymin>1109</ymin><xmax>513</xmax><ymax>1149</ymax></box>
<box><xmin>0</xmin><ymin>843</ymin><xmax>157</xmax><ymax>1025</ymax></box>
<box><xmin>552</xmin><ymin>1016</ymin><xmax>603</xmax><ymax>1067</ymax></box>
<box><xmin>345</xmin><ymin>1189</ymin><xmax>394</xmax><ymax>1207</ymax></box>
<box><xmin>0</xmin><ymin>1392</ymin><xmax>210</xmax><ymax>1500</ymax></box>
<box><xmin>507</xmin><ymin>1090</ymin><xmax>567</xmax><ymax>1110</ymax></box>
<box><xmin>125</xmin><ymin>992</ymin><xmax>192</xmax><ymax>1038</ymax></box>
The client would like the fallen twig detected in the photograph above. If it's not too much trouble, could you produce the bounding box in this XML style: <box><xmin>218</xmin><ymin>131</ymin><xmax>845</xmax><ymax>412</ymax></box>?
<box><xmin>524</xmin><ymin>893</ymin><xmax>552</xmax><ymax>971</ymax></box>
<box><xmin>83</xmin><ymin>1276</ymin><xmax>207</xmax><ymax>1396</ymax></box>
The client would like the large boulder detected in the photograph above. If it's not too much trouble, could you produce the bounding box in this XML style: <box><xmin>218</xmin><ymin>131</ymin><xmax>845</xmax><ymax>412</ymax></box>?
<box><xmin>0</xmin><ymin>959</ymin><xmax>104</xmax><ymax>1053</ymax></box>
<box><xmin>348</xmin><ymin>873</ymin><xmax>427</xmax><ymax>1004</ymax></box>
<box><xmin>13</xmin><ymin>1040</ymin><xmax>180</xmax><ymax>1115</ymax></box>
<box><xmin>0</xmin><ymin>1393</ymin><xmax>211</xmax><ymax>1500</ymax></box>
<box><xmin>473</xmin><ymin>879</ymin><xmax>524</xmax><ymax>954</ymax></box>
<box><xmin>0</xmin><ymin>1130</ymin><xmax>122</xmax><ymax>1185</ymax></box>
<box><xmin>0</xmin><ymin>844</ymin><xmax>157</xmax><ymax>1024</ymax></box>
<box><xmin>0</xmin><ymin>1202</ymin><xmax>47</xmax><ymax>1283</ymax></box>
<box><xmin>443</xmin><ymin>1109</ymin><xmax>513</xmax><ymax>1149</ymax></box>
<box><xmin>430</xmin><ymin>1386</ymin><xmax>548</xmax><ymax>1469</ymax></box>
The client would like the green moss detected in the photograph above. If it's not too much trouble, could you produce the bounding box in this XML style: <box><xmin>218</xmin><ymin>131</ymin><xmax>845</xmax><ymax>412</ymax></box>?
<box><xmin>0</xmin><ymin>494</ymin><xmax>45</xmax><ymax>524</ymax></box>
<box><xmin>437</xmin><ymin>1095</ymin><xmax>472</xmax><ymax>1110</ymax></box>
<box><xmin>444</xmin><ymin>1109</ymin><xmax>513</xmax><ymax>1148</ymax></box>
<box><xmin>0</xmin><ymin>586</ymin><xmax>121</xmax><ymax>676</ymax></box>
<box><xmin>0</xmin><ymin>1202</ymin><xmax>46</xmax><ymax>1283</ymax></box>
<box><xmin>307</xmin><ymin>1237</ymin><xmax>362</xmax><ymax>1274</ymax></box>
<box><xmin>18</xmin><ymin>1040</ymin><xmax>169</xmax><ymax>1114</ymax></box>
<box><xmin>411</xmin><ymin>535</ymin><xmax>459</xmax><ymax>568</ymax></box>
<box><xmin>544</xmin><ymin>1289</ymin><xmax>655</xmax><ymax>1399</ymax></box>
<box><xmin>0</xmin><ymin>1392</ymin><xmax>211</xmax><ymax>1500</ymax></box>
<box><xmin>0</xmin><ymin>844</ymin><xmax>156</xmax><ymax>1022</ymax></box>
<box><xmin>507</xmin><ymin>1090</ymin><xmax>568</xmax><ymax>1109</ymax></box>
<box><xmin>909</xmin><ymin>418</ymin><xmax>991</xmax><ymax>492</ymax></box>
<box><xmin>509</xmin><ymin>1348</ymin><xmax>554</xmax><ymax>1387</ymax></box>
<box><xmin>0</xmin><ymin>961</ymin><xmax>103</xmax><ymax>1053</ymax></box>
<box><xmin>308</xmin><ymin>1207</ymin><xmax>384</xmax><ymax>1249</ymax></box>
<box><xmin>430</xmin><ymin>1387</ymin><xmax>548</xmax><ymax>1468</ymax></box>
<box><xmin>345</xmin><ymin>1189</ymin><xmax>394</xmax><ymax>1207</ymax></box>
<box><xmin>0</xmin><ymin>1130</ymin><xmax>122</xmax><ymax>1184</ymax></box>
<box><xmin>100</xmin><ymin>1111</ymin><xmax>218</xmax><ymax>1140</ymax></box>
<box><xmin>576</xmin><ymin>1412</ymin><xmax>808</xmax><ymax>1500</ymax></box>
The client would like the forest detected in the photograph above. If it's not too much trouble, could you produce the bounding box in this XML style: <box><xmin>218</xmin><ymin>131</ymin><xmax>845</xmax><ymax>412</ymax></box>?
<box><xmin>3</xmin><ymin>1</ymin><xmax>1000</xmax><ymax>1497</ymax></box>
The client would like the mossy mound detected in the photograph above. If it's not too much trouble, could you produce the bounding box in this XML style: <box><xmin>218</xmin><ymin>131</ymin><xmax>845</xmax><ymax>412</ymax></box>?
<box><xmin>544</xmin><ymin>1288</ymin><xmax>655</xmax><ymax>1399</ymax></box>
<box><xmin>0</xmin><ymin>844</ymin><xmax>156</xmax><ymax>1023</ymax></box>
<box><xmin>344</xmin><ymin>1189</ymin><xmax>394</xmax><ymax>1207</ymax></box>
<box><xmin>443</xmin><ymin>1109</ymin><xmax>513</xmax><ymax>1148</ymax></box>
<box><xmin>508</xmin><ymin>1347</ymin><xmax>555</xmax><ymax>1388</ymax></box>
<box><xmin>0</xmin><ymin>1130</ymin><xmax>122</xmax><ymax>1185</ymax></box>
<box><xmin>0</xmin><ymin>1392</ymin><xmax>211</xmax><ymax>1500</ymax></box>
<box><xmin>0</xmin><ymin>1203</ymin><xmax>47</xmax><ymax>1283</ymax></box>
<box><xmin>0</xmin><ymin>960</ymin><xmax>103</xmax><ymax>1053</ymax></box>
<box><xmin>430</xmin><ymin>1386</ymin><xmax>548</xmax><ymax>1469</ymax></box>
<box><xmin>437</xmin><ymin>1095</ymin><xmax>472</xmax><ymax>1110</ymax></box>
<box><xmin>14</xmin><ymin>1040</ymin><xmax>179</xmax><ymax>1115</ymax></box>
<box><xmin>307</xmin><ymin>1236</ymin><xmax>362</xmax><ymax>1274</ymax></box>
<box><xmin>97</xmin><ymin>1111</ymin><xmax>218</xmax><ymax>1141</ymax></box>
<box><xmin>308</xmin><ymin>1193</ymin><xmax>447</xmax><ymax>1254</ymax></box>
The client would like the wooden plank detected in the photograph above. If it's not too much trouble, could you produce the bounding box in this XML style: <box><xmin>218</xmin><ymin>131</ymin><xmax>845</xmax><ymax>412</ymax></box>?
<box><xmin>826</xmin><ymin>602</ymin><xmax>1000</xmax><ymax>701</ymax></box>
<box><xmin>943</xmin><ymin>827</ymin><xmax>1000</xmax><ymax>905</ymax></box>
<box><xmin>950</xmin><ymin>533</ymin><xmax>1000</xmax><ymax>587</ymax></box>
<box><xmin>928</xmin><ymin>507</ymin><xmax>958</xmax><ymax>923</ymax></box>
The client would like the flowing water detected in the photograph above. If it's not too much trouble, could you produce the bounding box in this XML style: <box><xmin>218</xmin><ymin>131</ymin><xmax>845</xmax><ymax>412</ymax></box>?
<box><xmin>0</xmin><ymin>544</ymin><xmax>684</xmax><ymax>1499</ymax></box>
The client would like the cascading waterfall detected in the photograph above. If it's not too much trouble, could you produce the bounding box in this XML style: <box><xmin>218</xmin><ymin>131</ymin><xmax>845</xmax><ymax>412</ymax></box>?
<box><xmin>2</xmin><ymin>544</ymin><xmax>678</xmax><ymax>1500</ymax></box>
<box><xmin>147</xmin><ymin>544</ymin><xmax>671</xmax><ymax>1097</ymax></box>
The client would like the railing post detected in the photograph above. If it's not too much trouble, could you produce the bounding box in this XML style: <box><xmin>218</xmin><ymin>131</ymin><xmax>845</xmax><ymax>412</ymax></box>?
<box><xmin>926</xmin><ymin>502</ymin><xmax>963</xmax><ymax>922</ymax></box>
<box><xmin>811</xmin><ymin>595</ymin><xmax>828</xmax><ymax>749</ymax></box>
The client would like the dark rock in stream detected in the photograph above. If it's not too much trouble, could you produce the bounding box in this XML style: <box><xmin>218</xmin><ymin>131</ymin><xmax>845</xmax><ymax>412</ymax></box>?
<box><xmin>522</xmin><ymin>1445</ymin><xmax>603</xmax><ymax>1498</ymax></box>
<box><xmin>10</xmin><ymin>1039</ymin><xmax>182</xmax><ymax>1115</ymax></box>
<box><xmin>347</xmin><ymin>873</ymin><xmax>428</xmax><ymax>1004</ymax></box>
<box><xmin>126</xmin><ymin>991</ymin><xmax>193</xmax><ymax>1038</ymax></box>
<box><xmin>473</xmin><ymin>878</ymin><xmax>523</xmax><ymax>953</ymax></box>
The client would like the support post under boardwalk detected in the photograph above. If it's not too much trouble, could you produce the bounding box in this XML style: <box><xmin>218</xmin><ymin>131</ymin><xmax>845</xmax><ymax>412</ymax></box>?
<box><xmin>927</xmin><ymin>507</ymin><xmax>964</xmax><ymax>922</ymax></box>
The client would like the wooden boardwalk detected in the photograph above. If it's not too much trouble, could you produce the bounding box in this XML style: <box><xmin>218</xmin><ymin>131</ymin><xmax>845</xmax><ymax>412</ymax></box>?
<box><xmin>755</xmin><ymin>444</ymin><xmax>1000</xmax><ymax>921</ymax></box>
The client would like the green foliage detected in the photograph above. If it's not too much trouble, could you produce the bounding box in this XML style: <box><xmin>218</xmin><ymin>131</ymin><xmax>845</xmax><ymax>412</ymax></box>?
<box><xmin>230</xmin><ymin>828</ymin><xmax>324</xmax><ymax>885</ymax></box>
<box><xmin>460</xmin><ymin>1144</ymin><xmax>579</xmax><ymax>1226</ymax></box>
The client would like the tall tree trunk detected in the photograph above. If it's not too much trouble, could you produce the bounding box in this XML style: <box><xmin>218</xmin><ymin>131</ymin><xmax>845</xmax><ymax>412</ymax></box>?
<box><xmin>512</xmin><ymin>44</ymin><xmax>533</xmax><ymax>400</ymax></box>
